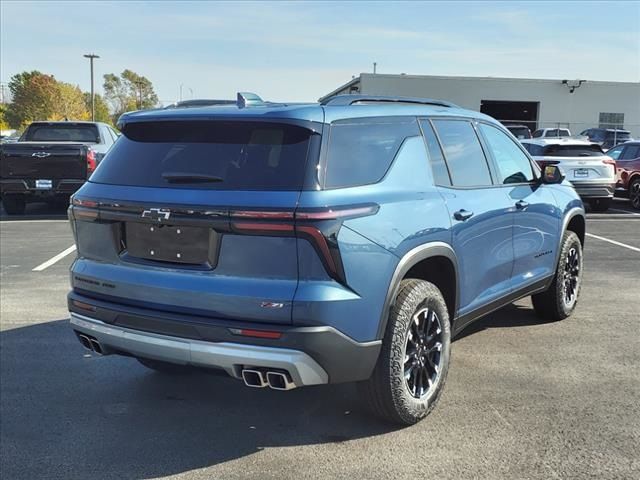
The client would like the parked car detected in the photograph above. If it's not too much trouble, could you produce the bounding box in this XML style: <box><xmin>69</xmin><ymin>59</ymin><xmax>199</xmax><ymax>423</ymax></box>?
<box><xmin>580</xmin><ymin>128</ymin><xmax>633</xmax><ymax>150</ymax></box>
<box><xmin>607</xmin><ymin>141</ymin><xmax>640</xmax><ymax>210</ymax></box>
<box><xmin>0</xmin><ymin>121</ymin><xmax>119</xmax><ymax>214</ymax></box>
<box><xmin>68</xmin><ymin>93</ymin><xmax>585</xmax><ymax>425</ymax></box>
<box><xmin>504</xmin><ymin>124</ymin><xmax>532</xmax><ymax>139</ymax></box>
<box><xmin>521</xmin><ymin>138</ymin><xmax>616</xmax><ymax>211</ymax></box>
<box><xmin>532</xmin><ymin>128</ymin><xmax>571</xmax><ymax>138</ymax></box>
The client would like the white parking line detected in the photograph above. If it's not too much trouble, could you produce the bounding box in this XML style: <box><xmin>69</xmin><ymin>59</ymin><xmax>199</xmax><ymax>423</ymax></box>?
<box><xmin>32</xmin><ymin>245</ymin><xmax>77</xmax><ymax>271</ymax></box>
<box><xmin>585</xmin><ymin>233</ymin><xmax>640</xmax><ymax>253</ymax></box>
<box><xmin>610</xmin><ymin>208</ymin><xmax>640</xmax><ymax>216</ymax></box>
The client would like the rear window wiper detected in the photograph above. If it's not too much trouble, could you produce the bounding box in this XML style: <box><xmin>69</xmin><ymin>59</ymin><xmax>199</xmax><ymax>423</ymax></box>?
<box><xmin>162</xmin><ymin>172</ymin><xmax>224</xmax><ymax>184</ymax></box>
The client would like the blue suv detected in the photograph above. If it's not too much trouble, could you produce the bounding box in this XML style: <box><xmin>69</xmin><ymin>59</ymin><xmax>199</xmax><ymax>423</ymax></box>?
<box><xmin>68</xmin><ymin>93</ymin><xmax>586</xmax><ymax>425</ymax></box>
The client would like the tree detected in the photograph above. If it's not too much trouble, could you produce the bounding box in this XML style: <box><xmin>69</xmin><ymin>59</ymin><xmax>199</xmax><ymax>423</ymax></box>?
<box><xmin>4</xmin><ymin>71</ymin><xmax>91</xmax><ymax>128</ymax></box>
<box><xmin>103</xmin><ymin>69</ymin><xmax>159</xmax><ymax>122</ymax></box>
<box><xmin>51</xmin><ymin>82</ymin><xmax>90</xmax><ymax>121</ymax></box>
<box><xmin>0</xmin><ymin>104</ymin><xmax>10</xmax><ymax>130</ymax></box>
<box><xmin>83</xmin><ymin>92</ymin><xmax>112</xmax><ymax>124</ymax></box>
<box><xmin>5</xmin><ymin>71</ymin><xmax>59</xmax><ymax>128</ymax></box>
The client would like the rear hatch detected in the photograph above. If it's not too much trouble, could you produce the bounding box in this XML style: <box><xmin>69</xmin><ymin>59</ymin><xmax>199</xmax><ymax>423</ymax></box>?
<box><xmin>537</xmin><ymin>143</ymin><xmax>615</xmax><ymax>182</ymax></box>
<box><xmin>70</xmin><ymin>119</ymin><xmax>321</xmax><ymax>325</ymax></box>
<box><xmin>1</xmin><ymin>142</ymin><xmax>88</xmax><ymax>183</ymax></box>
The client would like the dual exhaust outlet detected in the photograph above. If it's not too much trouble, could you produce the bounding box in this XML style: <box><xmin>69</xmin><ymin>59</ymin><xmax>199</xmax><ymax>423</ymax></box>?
<box><xmin>242</xmin><ymin>368</ymin><xmax>296</xmax><ymax>391</ymax></box>
<box><xmin>75</xmin><ymin>331</ymin><xmax>104</xmax><ymax>355</ymax></box>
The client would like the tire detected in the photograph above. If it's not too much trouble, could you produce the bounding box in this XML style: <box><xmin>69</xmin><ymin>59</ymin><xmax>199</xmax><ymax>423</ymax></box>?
<box><xmin>137</xmin><ymin>357</ymin><xmax>193</xmax><ymax>374</ymax></box>
<box><xmin>2</xmin><ymin>195</ymin><xmax>26</xmax><ymax>215</ymax></box>
<box><xmin>629</xmin><ymin>178</ymin><xmax>640</xmax><ymax>210</ymax></box>
<box><xmin>532</xmin><ymin>231</ymin><xmax>583</xmax><ymax>321</ymax></box>
<box><xmin>359</xmin><ymin>279</ymin><xmax>451</xmax><ymax>425</ymax></box>
<box><xmin>588</xmin><ymin>198</ymin><xmax>611</xmax><ymax>212</ymax></box>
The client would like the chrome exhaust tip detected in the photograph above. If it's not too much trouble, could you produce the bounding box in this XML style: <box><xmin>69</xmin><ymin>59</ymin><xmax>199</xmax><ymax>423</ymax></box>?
<box><xmin>89</xmin><ymin>339</ymin><xmax>103</xmax><ymax>355</ymax></box>
<box><xmin>242</xmin><ymin>369</ymin><xmax>268</xmax><ymax>388</ymax></box>
<box><xmin>76</xmin><ymin>333</ymin><xmax>93</xmax><ymax>351</ymax></box>
<box><xmin>266</xmin><ymin>371</ymin><xmax>296</xmax><ymax>391</ymax></box>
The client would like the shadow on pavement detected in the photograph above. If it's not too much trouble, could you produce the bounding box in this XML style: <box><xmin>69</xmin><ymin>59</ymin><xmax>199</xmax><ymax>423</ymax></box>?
<box><xmin>0</xmin><ymin>200</ymin><xmax>69</xmax><ymax>221</ymax></box>
<box><xmin>454</xmin><ymin>302</ymin><xmax>554</xmax><ymax>341</ymax></box>
<box><xmin>0</xmin><ymin>320</ymin><xmax>397</xmax><ymax>479</ymax></box>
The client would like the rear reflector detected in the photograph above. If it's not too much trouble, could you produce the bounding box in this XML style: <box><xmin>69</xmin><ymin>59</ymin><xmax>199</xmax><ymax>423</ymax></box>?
<box><xmin>230</xmin><ymin>328</ymin><xmax>282</xmax><ymax>339</ymax></box>
<box><xmin>71</xmin><ymin>300</ymin><xmax>96</xmax><ymax>312</ymax></box>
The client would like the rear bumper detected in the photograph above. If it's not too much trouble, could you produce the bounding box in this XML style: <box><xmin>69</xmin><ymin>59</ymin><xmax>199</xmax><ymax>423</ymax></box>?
<box><xmin>68</xmin><ymin>291</ymin><xmax>381</xmax><ymax>385</ymax></box>
<box><xmin>1</xmin><ymin>179</ymin><xmax>84</xmax><ymax>196</ymax></box>
<box><xmin>571</xmin><ymin>182</ymin><xmax>615</xmax><ymax>199</ymax></box>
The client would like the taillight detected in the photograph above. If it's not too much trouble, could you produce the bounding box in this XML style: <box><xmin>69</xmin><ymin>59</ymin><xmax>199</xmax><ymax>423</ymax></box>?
<box><xmin>86</xmin><ymin>148</ymin><xmax>97</xmax><ymax>176</ymax></box>
<box><xmin>70</xmin><ymin>197</ymin><xmax>99</xmax><ymax>221</ymax></box>
<box><xmin>230</xmin><ymin>204</ymin><xmax>378</xmax><ymax>284</ymax></box>
<box><xmin>602</xmin><ymin>157</ymin><xmax>616</xmax><ymax>167</ymax></box>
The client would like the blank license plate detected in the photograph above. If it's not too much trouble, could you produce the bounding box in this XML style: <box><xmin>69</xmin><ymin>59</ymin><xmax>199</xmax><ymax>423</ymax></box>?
<box><xmin>573</xmin><ymin>169</ymin><xmax>589</xmax><ymax>178</ymax></box>
<box><xmin>35</xmin><ymin>179</ymin><xmax>53</xmax><ymax>189</ymax></box>
<box><xmin>125</xmin><ymin>222</ymin><xmax>215</xmax><ymax>265</ymax></box>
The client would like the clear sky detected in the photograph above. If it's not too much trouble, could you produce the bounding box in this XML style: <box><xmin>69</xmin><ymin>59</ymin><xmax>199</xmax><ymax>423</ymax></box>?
<box><xmin>1</xmin><ymin>1</ymin><xmax>639</xmax><ymax>104</ymax></box>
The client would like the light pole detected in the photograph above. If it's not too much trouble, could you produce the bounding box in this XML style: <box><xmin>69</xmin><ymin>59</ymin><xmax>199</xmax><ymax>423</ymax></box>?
<box><xmin>83</xmin><ymin>54</ymin><xmax>100</xmax><ymax>121</ymax></box>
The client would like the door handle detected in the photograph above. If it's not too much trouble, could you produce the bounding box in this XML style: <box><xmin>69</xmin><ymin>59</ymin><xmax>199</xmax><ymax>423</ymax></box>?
<box><xmin>454</xmin><ymin>209</ymin><xmax>474</xmax><ymax>221</ymax></box>
<box><xmin>515</xmin><ymin>200</ymin><xmax>529</xmax><ymax>210</ymax></box>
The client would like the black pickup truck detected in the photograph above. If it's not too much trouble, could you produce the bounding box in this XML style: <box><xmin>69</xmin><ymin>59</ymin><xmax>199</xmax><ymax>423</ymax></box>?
<box><xmin>0</xmin><ymin>121</ymin><xmax>119</xmax><ymax>214</ymax></box>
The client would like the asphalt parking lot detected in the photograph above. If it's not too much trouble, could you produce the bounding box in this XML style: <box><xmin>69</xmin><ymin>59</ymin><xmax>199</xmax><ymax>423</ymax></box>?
<box><xmin>1</xmin><ymin>200</ymin><xmax>639</xmax><ymax>480</ymax></box>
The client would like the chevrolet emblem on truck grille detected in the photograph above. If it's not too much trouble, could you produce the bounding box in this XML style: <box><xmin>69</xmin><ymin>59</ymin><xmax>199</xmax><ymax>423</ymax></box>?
<box><xmin>141</xmin><ymin>208</ymin><xmax>171</xmax><ymax>221</ymax></box>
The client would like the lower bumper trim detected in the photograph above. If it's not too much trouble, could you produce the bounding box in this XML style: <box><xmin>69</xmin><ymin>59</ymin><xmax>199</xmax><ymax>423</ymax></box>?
<box><xmin>70</xmin><ymin>312</ymin><xmax>329</xmax><ymax>386</ymax></box>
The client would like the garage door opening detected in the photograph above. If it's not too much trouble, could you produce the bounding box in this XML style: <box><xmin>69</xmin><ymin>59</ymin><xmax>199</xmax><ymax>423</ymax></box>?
<box><xmin>480</xmin><ymin>100</ymin><xmax>539</xmax><ymax>133</ymax></box>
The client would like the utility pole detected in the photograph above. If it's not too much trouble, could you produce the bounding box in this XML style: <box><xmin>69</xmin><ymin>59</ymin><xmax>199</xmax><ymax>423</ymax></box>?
<box><xmin>373</xmin><ymin>62</ymin><xmax>377</xmax><ymax>74</ymax></box>
<box><xmin>83</xmin><ymin>54</ymin><xmax>100</xmax><ymax>121</ymax></box>
<box><xmin>135</xmin><ymin>80</ymin><xmax>145</xmax><ymax>109</ymax></box>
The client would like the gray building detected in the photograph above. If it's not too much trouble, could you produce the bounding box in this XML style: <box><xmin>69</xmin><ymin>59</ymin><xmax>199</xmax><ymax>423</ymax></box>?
<box><xmin>320</xmin><ymin>73</ymin><xmax>640</xmax><ymax>137</ymax></box>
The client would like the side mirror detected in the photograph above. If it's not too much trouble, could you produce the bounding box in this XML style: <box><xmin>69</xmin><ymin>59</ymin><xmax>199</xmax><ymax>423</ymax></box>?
<box><xmin>541</xmin><ymin>165</ymin><xmax>564</xmax><ymax>184</ymax></box>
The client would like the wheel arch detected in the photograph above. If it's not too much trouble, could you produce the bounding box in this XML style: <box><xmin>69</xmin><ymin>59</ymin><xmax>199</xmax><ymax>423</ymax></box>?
<box><xmin>376</xmin><ymin>242</ymin><xmax>459</xmax><ymax>339</ymax></box>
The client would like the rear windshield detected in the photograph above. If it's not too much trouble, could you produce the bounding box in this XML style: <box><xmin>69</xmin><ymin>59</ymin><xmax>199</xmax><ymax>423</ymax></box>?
<box><xmin>90</xmin><ymin>121</ymin><xmax>315</xmax><ymax>190</ymax></box>
<box><xmin>507</xmin><ymin>127</ymin><xmax>531</xmax><ymax>139</ymax></box>
<box><xmin>24</xmin><ymin>124</ymin><xmax>100</xmax><ymax>143</ymax></box>
<box><xmin>544</xmin><ymin>129</ymin><xmax>570</xmax><ymax>137</ymax></box>
<box><xmin>543</xmin><ymin>144</ymin><xmax>604</xmax><ymax>157</ymax></box>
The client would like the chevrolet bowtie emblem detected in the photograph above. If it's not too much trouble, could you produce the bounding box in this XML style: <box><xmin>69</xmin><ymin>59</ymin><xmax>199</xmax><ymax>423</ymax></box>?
<box><xmin>141</xmin><ymin>208</ymin><xmax>171</xmax><ymax>221</ymax></box>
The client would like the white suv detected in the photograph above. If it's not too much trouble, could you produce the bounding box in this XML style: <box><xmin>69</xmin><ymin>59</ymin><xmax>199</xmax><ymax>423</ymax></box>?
<box><xmin>521</xmin><ymin>138</ymin><xmax>616</xmax><ymax>211</ymax></box>
<box><xmin>532</xmin><ymin>128</ymin><xmax>572</xmax><ymax>138</ymax></box>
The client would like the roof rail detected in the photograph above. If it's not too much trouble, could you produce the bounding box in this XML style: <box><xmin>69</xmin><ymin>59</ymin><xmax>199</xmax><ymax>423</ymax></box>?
<box><xmin>164</xmin><ymin>99</ymin><xmax>236</xmax><ymax>109</ymax></box>
<box><xmin>320</xmin><ymin>94</ymin><xmax>458</xmax><ymax>108</ymax></box>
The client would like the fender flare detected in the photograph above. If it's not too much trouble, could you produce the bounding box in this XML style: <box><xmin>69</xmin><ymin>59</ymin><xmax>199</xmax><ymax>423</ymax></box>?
<box><xmin>556</xmin><ymin>206</ymin><xmax>586</xmax><ymax>264</ymax></box>
<box><xmin>376</xmin><ymin>241</ymin><xmax>459</xmax><ymax>339</ymax></box>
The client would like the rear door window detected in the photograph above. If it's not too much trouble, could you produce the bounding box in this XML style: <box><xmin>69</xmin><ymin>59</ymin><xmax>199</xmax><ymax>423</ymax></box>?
<box><xmin>479</xmin><ymin>123</ymin><xmax>535</xmax><ymax>184</ymax></box>
<box><xmin>621</xmin><ymin>145</ymin><xmax>640</xmax><ymax>160</ymax></box>
<box><xmin>90</xmin><ymin>121</ymin><xmax>317</xmax><ymax>190</ymax></box>
<box><xmin>420</xmin><ymin>119</ymin><xmax>451</xmax><ymax>186</ymax></box>
<box><xmin>323</xmin><ymin>117</ymin><xmax>420</xmax><ymax>188</ymax></box>
<box><xmin>432</xmin><ymin>119</ymin><xmax>493</xmax><ymax>187</ymax></box>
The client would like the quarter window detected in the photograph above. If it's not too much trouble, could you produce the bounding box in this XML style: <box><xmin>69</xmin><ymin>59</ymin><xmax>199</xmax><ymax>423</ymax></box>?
<box><xmin>324</xmin><ymin>117</ymin><xmax>420</xmax><ymax>188</ymax></box>
<box><xmin>479</xmin><ymin>124</ymin><xmax>535</xmax><ymax>184</ymax></box>
<box><xmin>432</xmin><ymin>120</ymin><xmax>492</xmax><ymax>187</ymax></box>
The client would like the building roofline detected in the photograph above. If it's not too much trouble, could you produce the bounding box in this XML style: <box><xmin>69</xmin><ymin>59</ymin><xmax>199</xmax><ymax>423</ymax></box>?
<box><xmin>318</xmin><ymin>77</ymin><xmax>361</xmax><ymax>103</ymax></box>
<box><xmin>356</xmin><ymin>72</ymin><xmax>639</xmax><ymax>87</ymax></box>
